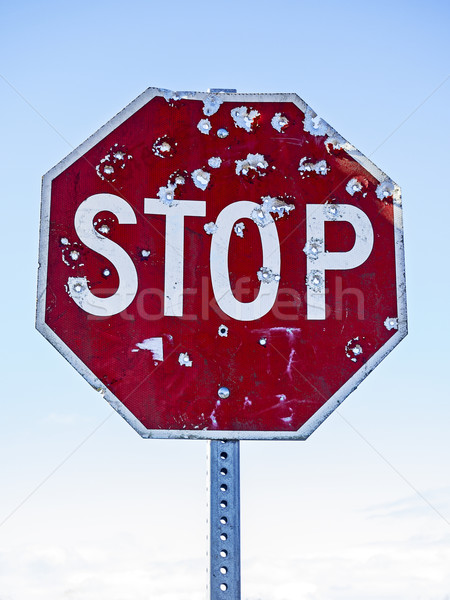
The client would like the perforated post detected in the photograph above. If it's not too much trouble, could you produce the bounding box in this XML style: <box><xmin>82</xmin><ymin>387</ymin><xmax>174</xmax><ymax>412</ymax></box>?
<box><xmin>207</xmin><ymin>440</ymin><xmax>241</xmax><ymax>600</ymax></box>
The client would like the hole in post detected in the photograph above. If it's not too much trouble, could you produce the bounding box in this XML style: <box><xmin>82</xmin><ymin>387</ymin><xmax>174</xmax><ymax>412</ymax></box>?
<box><xmin>220</xmin><ymin>533</ymin><xmax>227</xmax><ymax>541</ymax></box>
<box><xmin>220</xmin><ymin>500</ymin><xmax>227</xmax><ymax>508</ymax></box>
<box><xmin>220</xmin><ymin>468</ymin><xmax>227</xmax><ymax>476</ymax></box>
<box><xmin>220</xmin><ymin>567</ymin><xmax>227</xmax><ymax>574</ymax></box>
<box><xmin>220</xmin><ymin>583</ymin><xmax>228</xmax><ymax>591</ymax></box>
<box><xmin>220</xmin><ymin>452</ymin><xmax>228</xmax><ymax>460</ymax></box>
<box><xmin>220</xmin><ymin>517</ymin><xmax>227</xmax><ymax>525</ymax></box>
<box><xmin>220</xmin><ymin>484</ymin><xmax>228</xmax><ymax>492</ymax></box>
<box><xmin>220</xmin><ymin>550</ymin><xmax>227</xmax><ymax>558</ymax></box>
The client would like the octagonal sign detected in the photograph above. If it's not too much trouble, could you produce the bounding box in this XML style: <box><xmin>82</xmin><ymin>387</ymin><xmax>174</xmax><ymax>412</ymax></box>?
<box><xmin>36</xmin><ymin>88</ymin><xmax>407</xmax><ymax>440</ymax></box>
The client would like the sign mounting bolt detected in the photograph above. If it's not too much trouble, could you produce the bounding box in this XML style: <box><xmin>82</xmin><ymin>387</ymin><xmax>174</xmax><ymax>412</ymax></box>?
<box><xmin>218</xmin><ymin>387</ymin><xmax>230</xmax><ymax>399</ymax></box>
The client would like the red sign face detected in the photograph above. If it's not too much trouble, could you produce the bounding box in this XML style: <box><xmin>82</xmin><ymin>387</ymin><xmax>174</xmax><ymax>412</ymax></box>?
<box><xmin>37</xmin><ymin>89</ymin><xmax>407</xmax><ymax>440</ymax></box>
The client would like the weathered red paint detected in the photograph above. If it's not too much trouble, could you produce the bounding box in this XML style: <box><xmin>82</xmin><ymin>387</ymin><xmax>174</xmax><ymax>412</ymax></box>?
<box><xmin>38</xmin><ymin>90</ymin><xmax>405</xmax><ymax>438</ymax></box>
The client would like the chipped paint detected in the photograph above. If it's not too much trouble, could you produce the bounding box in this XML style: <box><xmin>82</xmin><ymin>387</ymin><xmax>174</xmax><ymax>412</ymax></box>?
<box><xmin>257</xmin><ymin>267</ymin><xmax>280</xmax><ymax>284</ymax></box>
<box><xmin>191</xmin><ymin>168</ymin><xmax>211</xmax><ymax>190</ymax></box>
<box><xmin>112</xmin><ymin>149</ymin><xmax>126</xmax><ymax>160</ymax></box>
<box><xmin>303</xmin><ymin>237</ymin><xmax>324</xmax><ymax>261</ymax></box>
<box><xmin>303</xmin><ymin>106</ymin><xmax>329</xmax><ymax>137</ymax></box>
<box><xmin>210</xmin><ymin>406</ymin><xmax>219</xmax><ymax>427</ymax></box>
<box><xmin>384</xmin><ymin>317</ymin><xmax>398</xmax><ymax>331</ymax></box>
<box><xmin>271</xmin><ymin>112</ymin><xmax>289</xmax><ymax>132</ymax></box>
<box><xmin>173</xmin><ymin>174</ymin><xmax>186</xmax><ymax>185</ymax></box>
<box><xmin>96</xmin><ymin>143</ymin><xmax>132</xmax><ymax>181</ymax></box>
<box><xmin>345</xmin><ymin>337</ymin><xmax>363</xmax><ymax>362</ymax></box>
<box><xmin>251</xmin><ymin>206</ymin><xmax>272</xmax><ymax>228</ymax></box>
<box><xmin>204</xmin><ymin>222</ymin><xmax>218</xmax><ymax>235</ymax></box>
<box><xmin>157</xmin><ymin>182</ymin><xmax>179</xmax><ymax>207</ymax></box>
<box><xmin>208</xmin><ymin>157</ymin><xmax>222</xmax><ymax>169</ymax></box>
<box><xmin>103</xmin><ymin>268</ymin><xmax>111</xmax><ymax>277</ymax></box>
<box><xmin>251</xmin><ymin>196</ymin><xmax>295</xmax><ymax>227</ymax></box>
<box><xmin>230</xmin><ymin>106</ymin><xmax>260</xmax><ymax>132</ymax></box>
<box><xmin>281</xmin><ymin>411</ymin><xmax>293</xmax><ymax>423</ymax></box>
<box><xmin>152</xmin><ymin>136</ymin><xmax>176</xmax><ymax>158</ymax></box>
<box><xmin>157</xmin><ymin>171</ymin><xmax>187</xmax><ymax>206</ymax></box>
<box><xmin>141</xmin><ymin>249</ymin><xmax>151</xmax><ymax>258</ymax></box>
<box><xmin>306</xmin><ymin>270</ymin><xmax>324</xmax><ymax>293</ymax></box>
<box><xmin>325</xmin><ymin>132</ymin><xmax>352</xmax><ymax>152</ymax></box>
<box><xmin>134</xmin><ymin>337</ymin><xmax>163</xmax><ymax>361</ymax></box>
<box><xmin>62</xmin><ymin>244</ymin><xmax>83</xmax><ymax>269</ymax></box>
<box><xmin>259</xmin><ymin>337</ymin><xmax>267</xmax><ymax>346</ymax></box>
<box><xmin>178</xmin><ymin>352</ymin><xmax>192</xmax><ymax>367</ymax></box>
<box><xmin>94</xmin><ymin>218</ymin><xmax>114</xmax><ymax>239</ymax></box>
<box><xmin>159</xmin><ymin>89</ymin><xmax>199</xmax><ymax>104</ymax></box>
<box><xmin>197</xmin><ymin>119</ymin><xmax>212</xmax><ymax>135</ymax></box>
<box><xmin>234</xmin><ymin>222</ymin><xmax>245</xmax><ymax>238</ymax></box>
<box><xmin>160</xmin><ymin>88</ymin><xmax>179</xmax><ymax>103</ymax></box>
<box><xmin>235</xmin><ymin>153</ymin><xmax>268</xmax><ymax>178</ymax></box>
<box><xmin>218</xmin><ymin>324</ymin><xmax>228</xmax><ymax>337</ymax></box>
<box><xmin>376</xmin><ymin>179</ymin><xmax>400</xmax><ymax>203</ymax></box>
<box><xmin>66</xmin><ymin>276</ymin><xmax>88</xmax><ymax>299</ymax></box>
<box><xmin>262</xmin><ymin>196</ymin><xmax>295</xmax><ymax>218</ymax></box>
<box><xmin>298</xmin><ymin>157</ymin><xmax>329</xmax><ymax>177</ymax></box>
<box><xmin>203</xmin><ymin>93</ymin><xmax>223</xmax><ymax>116</ymax></box>
<box><xmin>324</xmin><ymin>203</ymin><xmax>341</xmax><ymax>220</ymax></box>
<box><xmin>346</xmin><ymin>177</ymin><xmax>363</xmax><ymax>196</ymax></box>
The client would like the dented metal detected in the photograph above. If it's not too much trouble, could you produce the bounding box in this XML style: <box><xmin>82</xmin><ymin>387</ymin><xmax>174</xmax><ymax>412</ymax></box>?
<box><xmin>36</xmin><ymin>87</ymin><xmax>407</xmax><ymax>441</ymax></box>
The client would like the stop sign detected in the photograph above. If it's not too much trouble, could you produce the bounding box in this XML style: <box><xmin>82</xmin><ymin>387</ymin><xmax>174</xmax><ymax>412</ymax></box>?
<box><xmin>36</xmin><ymin>88</ymin><xmax>407</xmax><ymax>440</ymax></box>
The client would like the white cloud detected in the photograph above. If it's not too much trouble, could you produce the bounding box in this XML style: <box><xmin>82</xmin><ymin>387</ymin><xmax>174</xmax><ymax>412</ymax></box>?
<box><xmin>1</xmin><ymin>532</ymin><xmax>450</xmax><ymax>600</ymax></box>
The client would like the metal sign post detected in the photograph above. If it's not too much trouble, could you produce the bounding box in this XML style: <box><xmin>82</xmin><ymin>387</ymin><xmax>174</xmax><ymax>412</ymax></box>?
<box><xmin>208</xmin><ymin>440</ymin><xmax>241</xmax><ymax>599</ymax></box>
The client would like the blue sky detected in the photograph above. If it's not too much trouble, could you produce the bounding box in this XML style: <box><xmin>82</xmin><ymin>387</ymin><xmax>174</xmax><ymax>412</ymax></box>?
<box><xmin>1</xmin><ymin>0</ymin><xmax>449</xmax><ymax>598</ymax></box>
